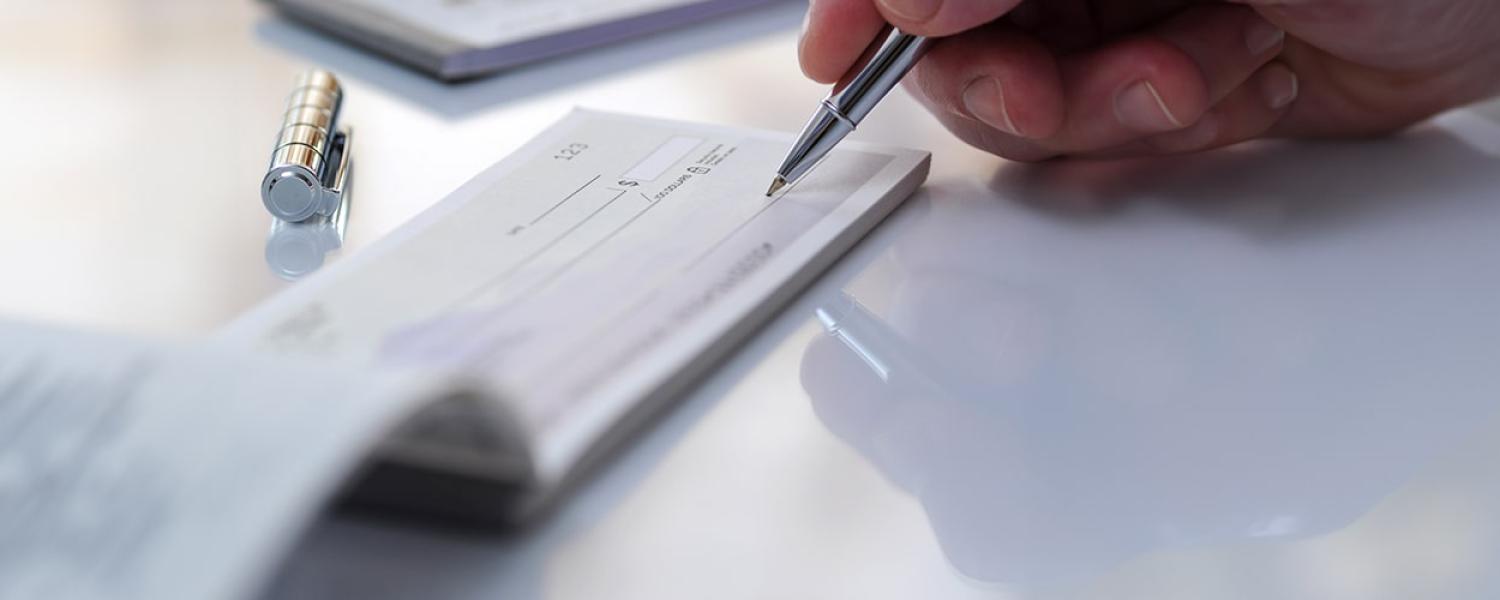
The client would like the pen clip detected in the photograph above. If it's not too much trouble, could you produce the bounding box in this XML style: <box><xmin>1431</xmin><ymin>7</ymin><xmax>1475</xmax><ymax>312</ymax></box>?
<box><xmin>322</xmin><ymin>126</ymin><xmax>353</xmax><ymax>206</ymax></box>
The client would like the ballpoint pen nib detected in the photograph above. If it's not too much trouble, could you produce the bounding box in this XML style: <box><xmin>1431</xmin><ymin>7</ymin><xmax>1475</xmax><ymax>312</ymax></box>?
<box><xmin>765</xmin><ymin>176</ymin><xmax>787</xmax><ymax>197</ymax></box>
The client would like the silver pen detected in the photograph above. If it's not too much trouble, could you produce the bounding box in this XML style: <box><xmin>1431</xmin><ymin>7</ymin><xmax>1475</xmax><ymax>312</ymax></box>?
<box><xmin>767</xmin><ymin>28</ymin><xmax>932</xmax><ymax>196</ymax></box>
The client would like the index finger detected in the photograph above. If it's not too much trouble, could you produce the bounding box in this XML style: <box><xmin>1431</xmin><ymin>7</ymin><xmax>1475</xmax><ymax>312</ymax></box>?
<box><xmin>800</xmin><ymin>0</ymin><xmax>887</xmax><ymax>83</ymax></box>
<box><xmin>875</xmin><ymin>0</ymin><xmax>1024</xmax><ymax>36</ymax></box>
<box><xmin>800</xmin><ymin>0</ymin><xmax>1020</xmax><ymax>84</ymax></box>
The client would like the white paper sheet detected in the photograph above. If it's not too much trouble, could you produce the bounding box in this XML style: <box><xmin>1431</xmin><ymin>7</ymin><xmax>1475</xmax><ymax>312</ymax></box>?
<box><xmin>0</xmin><ymin>321</ymin><xmax>436</xmax><ymax>600</ymax></box>
<box><xmin>223</xmin><ymin>109</ymin><xmax>929</xmax><ymax>485</ymax></box>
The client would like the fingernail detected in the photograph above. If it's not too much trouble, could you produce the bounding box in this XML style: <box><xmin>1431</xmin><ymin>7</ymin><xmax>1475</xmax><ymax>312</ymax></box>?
<box><xmin>1244</xmin><ymin>19</ymin><xmax>1285</xmax><ymax>55</ymax></box>
<box><xmin>1114</xmin><ymin>81</ymin><xmax>1182</xmax><ymax>132</ymax></box>
<box><xmin>879</xmin><ymin>0</ymin><xmax>941</xmax><ymax>23</ymax></box>
<box><xmin>962</xmin><ymin>77</ymin><xmax>1022</xmax><ymax>137</ymax></box>
<box><xmin>1262</xmin><ymin>66</ymin><xmax>1299</xmax><ymax>109</ymax></box>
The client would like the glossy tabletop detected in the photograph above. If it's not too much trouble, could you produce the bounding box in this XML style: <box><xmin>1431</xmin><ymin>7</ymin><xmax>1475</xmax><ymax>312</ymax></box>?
<box><xmin>5</xmin><ymin>2</ymin><xmax>1500</xmax><ymax>599</ymax></box>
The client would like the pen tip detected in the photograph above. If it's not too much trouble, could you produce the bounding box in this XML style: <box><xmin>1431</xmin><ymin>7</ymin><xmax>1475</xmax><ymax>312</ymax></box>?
<box><xmin>765</xmin><ymin>176</ymin><xmax>787</xmax><ymax>197</ymax></box>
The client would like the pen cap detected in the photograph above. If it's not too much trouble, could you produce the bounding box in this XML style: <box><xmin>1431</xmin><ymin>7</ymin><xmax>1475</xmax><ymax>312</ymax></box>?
<box><xmin>262</xmin><ymin>70</ymin><xmax>349</xmax><ymax>222</ymax></box>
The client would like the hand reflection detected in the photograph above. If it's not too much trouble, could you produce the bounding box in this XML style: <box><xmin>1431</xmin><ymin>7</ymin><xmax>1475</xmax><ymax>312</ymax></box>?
<box><xmin>804</xmin><ymin>286</ymin><xmax>1178</xmax><ymax>586</ymax></box>
<box><xmin>798</xmin><ymin>165</ymin><xmax>1500</xmax><ymax>586</ymax></box>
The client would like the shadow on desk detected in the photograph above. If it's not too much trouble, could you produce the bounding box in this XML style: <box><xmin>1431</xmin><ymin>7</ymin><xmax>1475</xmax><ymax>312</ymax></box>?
<box><xmin>254</xmin><ymin>2</ymin><xmax>804</xmax><ymax>120</ymax></box>
<box><xmin>992</xmin><ymin>122</ymin><xmax>1500</xmax><ymax>238</ymax></box>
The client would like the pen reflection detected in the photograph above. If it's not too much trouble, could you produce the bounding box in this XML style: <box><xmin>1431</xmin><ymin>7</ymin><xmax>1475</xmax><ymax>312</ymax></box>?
<box><xmin>799</xmin><ymin>125</ymin><xmax>1500</xmax><ymax>589</ymax></box>
<box><xmin>264</xmin><ymin>192</ymin><xmax>350</xmax><ymax>281</ymax></box>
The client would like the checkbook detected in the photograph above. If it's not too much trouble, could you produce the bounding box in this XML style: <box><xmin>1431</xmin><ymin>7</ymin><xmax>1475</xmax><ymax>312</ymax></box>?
<box><xmin>0</xmin><ymin>110</ymin><xmax>926</xmax><ymax>600</ymax></box>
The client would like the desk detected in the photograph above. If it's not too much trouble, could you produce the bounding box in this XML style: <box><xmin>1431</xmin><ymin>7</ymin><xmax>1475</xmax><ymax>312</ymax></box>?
<box><xmin>5</xmin><ymin>2</ymin><xmax>1500</xmax><ymax>599</ymax></box>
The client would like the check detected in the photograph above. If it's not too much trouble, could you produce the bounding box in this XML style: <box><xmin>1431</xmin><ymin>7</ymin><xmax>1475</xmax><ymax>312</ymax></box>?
<box><xmin>224</xmin><ymin>110</ymin><xmax>929</xmax><ymax>496</ymax></box>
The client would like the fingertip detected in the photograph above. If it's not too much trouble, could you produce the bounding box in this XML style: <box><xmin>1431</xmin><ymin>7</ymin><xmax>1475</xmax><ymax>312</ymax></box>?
<box><xmin>1244</xmin><ymin>16</ymin><xmax>1285</xmax><ymax>57</ymax></box>
<box><xmin>1108</xmin><ymin>38</ymin><xmax>1211</xmax><ymax>133</ymax></box>
<box><xmin>874</xmin><ymin>0</ymin><xmax>942</xmax><ymax>29</ymax></box>
<box><xmin>875</xmin><ymin>0</ymin><xmax>1024</xmax><ymax>37</ymax></box>
<box><xmin>1006</xmin><ymin>66</ymin><xmax>1066</xmax><ymax>139</ymax></box>
<box><xmin>912</xmin><ymin>25</ymin><xmax>1063</xmax><ymax>140</ymax></box>
<box><xmin>1257</xmin><ymin>61</ymin><xmax>1299</xmax><ymax>110</ymax></box>
<box><xmin>1115</xmin><ymin>80</ymin><xmax>1185</xmax><ymax>133</ymax></box>
<box><xmin>801</xmin><ymin>0</ymin><xmax>888</xmax><ymax>84</ymax></box>
<box><xmin>1143</xmin><ymin>111</ymin><xmax>1221</xmax><ymax>153</ymax></box>
<box><xmin>798</xmin><ymin>37</ymin><xmax>839</xmax><ymax>84</ymax></box>
<box><xmin>797</xmin><ymin>24</ymin><xmax>844</xmax><ymax>83</ymax></box>
<box><xmin>1138</xmin><ymin>61</ymin><xmax>1300</xmax><ymax>155</ymax></box>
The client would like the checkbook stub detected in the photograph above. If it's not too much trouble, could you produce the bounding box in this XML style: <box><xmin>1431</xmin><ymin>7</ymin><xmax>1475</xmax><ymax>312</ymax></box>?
<box><xmin>224</xmin><ymin>109</ymin><xmax>929</xmax><ymax>506</ymax></box>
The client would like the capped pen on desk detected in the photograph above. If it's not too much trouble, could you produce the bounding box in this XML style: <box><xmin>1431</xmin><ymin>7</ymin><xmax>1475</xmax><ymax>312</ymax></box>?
<box><xmin>767</xmin><ymin>28</ymin><xmax>932</xmax><ymax>196</ymax></box>
<box><xmin>262</xmin><ymin>69</ymin><xmax>354</xmax><ymax>222</ymax></box>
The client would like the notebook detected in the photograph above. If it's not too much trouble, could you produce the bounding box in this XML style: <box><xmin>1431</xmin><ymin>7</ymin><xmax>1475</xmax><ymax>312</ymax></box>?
<box><xmin>266</xmin><ymin>0</ymin><xmax>785</xmax><ymax>80</ymax></box>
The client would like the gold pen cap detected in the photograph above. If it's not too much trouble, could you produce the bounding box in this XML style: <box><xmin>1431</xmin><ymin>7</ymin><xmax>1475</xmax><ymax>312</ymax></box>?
<box><xmin>261</xmin><ymin>69</ymin><xmax>353</xmax><ymax>222</ymax></box>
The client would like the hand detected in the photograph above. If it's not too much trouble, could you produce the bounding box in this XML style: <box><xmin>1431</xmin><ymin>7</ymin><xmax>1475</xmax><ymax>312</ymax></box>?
<box><xmin>799</xmin><ymin>0</ymin><xmax>1500</xmax><ymax>160</ymax></box>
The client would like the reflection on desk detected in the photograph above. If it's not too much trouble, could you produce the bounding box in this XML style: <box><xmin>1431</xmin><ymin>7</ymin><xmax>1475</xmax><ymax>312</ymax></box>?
<box><xmin>265</xmin><ymin>196</ymin><xmax>349</xmax><ymax>281</ymax></box>
<box><xmin>800</xmin><ymin>118</ymin><xmax>1500</xmax><ymax>589</ymax></box>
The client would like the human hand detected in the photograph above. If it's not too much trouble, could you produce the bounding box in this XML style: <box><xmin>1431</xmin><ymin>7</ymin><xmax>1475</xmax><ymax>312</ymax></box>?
<box><xmin>799</xmin><ymin>0</ymin><xmax>1500</xmax><ymax>160</ymax></box>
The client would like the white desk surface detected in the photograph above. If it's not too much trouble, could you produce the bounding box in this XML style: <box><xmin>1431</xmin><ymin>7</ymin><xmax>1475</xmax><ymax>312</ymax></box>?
<box><xmin>6</xmin><ymin>2</ymin><xmax>1500</xmax><ymax>599</ymax></box>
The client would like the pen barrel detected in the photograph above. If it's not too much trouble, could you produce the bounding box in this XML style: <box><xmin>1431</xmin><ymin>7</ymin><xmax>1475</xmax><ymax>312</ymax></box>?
<box><xmin>272</xmin><ymin>71</ymin><xmax>342</xmax><ymax>175</ymax></box>
<box><xmin>262</xmin><ymin>70</ymin><xmax>346</xmax><ymax>222</ymax></box>
<box><xmin>827</xmin><ymin>29</ymin><xmax>931</xmax><ymax>125</ymax></box>
<box><xmin>774</xmin><ymin>30</ymin><xmax>929</xmax><ymax>185</ymax></box>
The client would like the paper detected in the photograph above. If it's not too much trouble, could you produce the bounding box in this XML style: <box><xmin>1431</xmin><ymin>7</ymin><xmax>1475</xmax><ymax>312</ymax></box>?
<box><xmin>224</xmin><ymin>110</ymin><xmax>929</xmax><ymax>484</ymax></box>
<box><xmin>0</xmin><ymin>321</ymin><xmax>440</xmax><ymax>600</ymax></box>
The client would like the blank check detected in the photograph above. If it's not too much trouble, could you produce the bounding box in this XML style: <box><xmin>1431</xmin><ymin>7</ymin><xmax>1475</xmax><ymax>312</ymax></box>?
<box><xmin>225</xmin><ymin>110</ymin><xmax>929</xmax><ymax>488</ymax></box>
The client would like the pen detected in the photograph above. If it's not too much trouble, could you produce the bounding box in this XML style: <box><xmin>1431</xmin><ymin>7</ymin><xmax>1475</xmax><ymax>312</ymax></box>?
<box><xmin>767</xmin><ymin>28</ymin><xmax>932</xmax><ymax>196</ymax></box>
<box><xmin>263</xmin><ymin>70</ymin><xmax>353</xmax><ymax>222</ymax></box>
